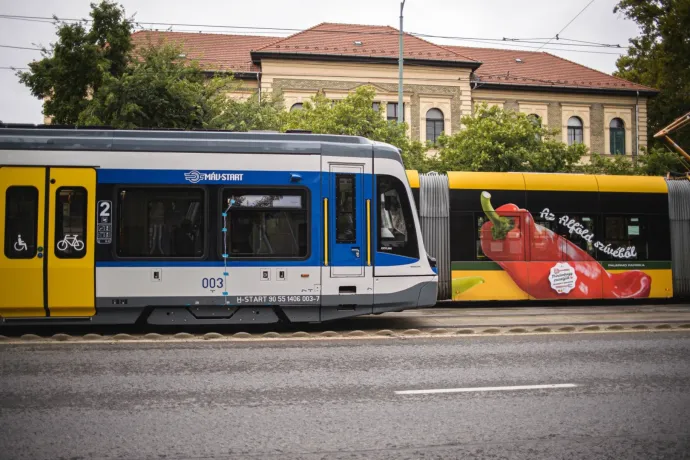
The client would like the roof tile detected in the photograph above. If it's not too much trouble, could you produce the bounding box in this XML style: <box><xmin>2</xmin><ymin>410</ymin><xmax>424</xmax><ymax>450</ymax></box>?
<box><xmin>130</xmin><ymin>24</ymin><xmax>655</xmax><ymax>93</ymax></box>
<box><xmin>253</xmin><ymin>22</ymin><xmax>478</xmax><ymax>63</ymax></box>
<box><xmin>131</xmin><ymin>30</ymin><xmax>277</xmax><ymax>72</ymax></box>
<box><xmin>446</xmin><ymin>45</ymin><xmax>654</xmax><ymax>92</ymax></box>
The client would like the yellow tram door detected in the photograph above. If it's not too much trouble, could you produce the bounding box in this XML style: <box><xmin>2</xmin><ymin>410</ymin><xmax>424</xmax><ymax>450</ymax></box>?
<box><xmin>0</xmin><ymin>167</ymin><xmax>47</xmax><ymax>317</ymax></box>
<box><xmin>46</xmin><ymin>168</ymin><xmax>96</xmax><ymax>317</ymax></box>
<box><xmin>0</xmin><ymin>167</ymin><xmax>96</xmax><ymax>318</ymax></box>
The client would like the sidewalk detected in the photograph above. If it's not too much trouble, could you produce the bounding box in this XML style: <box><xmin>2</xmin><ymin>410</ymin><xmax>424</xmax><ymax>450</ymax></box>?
<box><xmin>341</xmin><ymin>304</ymin><xmax>690</xmax><ymax>330</ymax></box>
<box><xmin>2</xmin><ymin>304</ymin><xmax>689</xmax><ymax>344</ymax></box>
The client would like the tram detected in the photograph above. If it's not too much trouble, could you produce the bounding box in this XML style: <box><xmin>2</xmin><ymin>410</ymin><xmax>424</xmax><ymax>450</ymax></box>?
<box><xmin>408</xmin><ymin>170</ymin><xmax>690</xmax><ymax>302</ymax></box>
<box><xmin>1</xmin><ymin>126</ymin><xmax>688</xmax><ymax>327</ymax></box>
<box><xmin>0</xmin><ymin>126</ymin><xmax>437</xmax><ymax>325</ymax></box>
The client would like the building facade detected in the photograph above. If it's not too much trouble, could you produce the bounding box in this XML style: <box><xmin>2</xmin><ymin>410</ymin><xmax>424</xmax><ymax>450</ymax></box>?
<box><xmin>131</xmin><ymin>23</ymin><xmax>656</xmax><ymax>159</ymax></box>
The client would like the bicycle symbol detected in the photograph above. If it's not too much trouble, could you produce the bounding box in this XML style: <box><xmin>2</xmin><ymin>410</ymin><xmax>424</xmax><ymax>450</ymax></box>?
<box><xmin>14</xmin><ymin>234</ymin><xmax>27</xmax><ymax>252</ymax></box>
<box><xmin>57</xmin><ymin>234</ymin><xmax>84</xmax><ymax>252</ymax></box>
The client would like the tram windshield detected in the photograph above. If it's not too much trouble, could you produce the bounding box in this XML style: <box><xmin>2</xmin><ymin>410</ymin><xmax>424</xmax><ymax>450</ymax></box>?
<box><xmin>377</xmin><ymin>175</ymin><xmax>418</xmax><ymax>259</ymax></box>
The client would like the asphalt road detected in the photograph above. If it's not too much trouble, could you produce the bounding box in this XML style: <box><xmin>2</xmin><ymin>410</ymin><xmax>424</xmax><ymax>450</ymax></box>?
<box><xmin>1</xmin><ymin>332</ymin><xmax>689</xmax><ymax>459</ymax></box>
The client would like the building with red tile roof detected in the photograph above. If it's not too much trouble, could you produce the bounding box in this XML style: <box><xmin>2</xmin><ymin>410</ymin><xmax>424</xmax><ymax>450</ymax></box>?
<box><xmin>445</xmin><ymin>45</ymin><xmax>654</xmax><ymax>93</ymax></box>
<box><xmin>131</xmin><ymin>22</ymin><xmax>655</xmax><ymax>157</ymax></box>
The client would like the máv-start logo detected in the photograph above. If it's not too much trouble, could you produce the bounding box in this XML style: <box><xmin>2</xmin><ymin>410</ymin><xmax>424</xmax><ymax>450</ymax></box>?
<box><xmin>184</xmin><ymin>171</ymin><xmax>244</xmax><ymax>183</ymax></box>
<box><xmin>184</xmin><ymin>170</ymin><xmax>202</xmax><ymax>183</ymax></box>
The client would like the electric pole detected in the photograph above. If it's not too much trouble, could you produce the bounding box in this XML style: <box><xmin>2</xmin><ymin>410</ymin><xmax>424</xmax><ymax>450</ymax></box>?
<box><xmin>398</xmin><ymin>0</ymin><xmax>406</xmax><ymax>124</ymax></box>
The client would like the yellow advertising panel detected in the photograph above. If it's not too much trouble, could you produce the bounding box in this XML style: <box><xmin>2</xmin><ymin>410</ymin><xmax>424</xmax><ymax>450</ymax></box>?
<box><xmin>451</xmin><ymin>267</ymin><xmax>673</xmax><ymax>301</ymax></box>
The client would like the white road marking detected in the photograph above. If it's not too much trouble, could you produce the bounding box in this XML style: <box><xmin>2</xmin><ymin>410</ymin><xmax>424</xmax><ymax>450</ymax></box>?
<box><xmin>395</xmin><ymin>383</ymin><xmax>578</xmax><ymax>395</ymax></box>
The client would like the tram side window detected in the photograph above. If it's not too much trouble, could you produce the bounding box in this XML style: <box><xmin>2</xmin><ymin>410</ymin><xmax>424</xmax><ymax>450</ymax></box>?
<box><xmin>476</xmin><ymin>212</ymin><xmax>528</xmax><ymax>261</ymax></box>
<box><xmin>117</xmin><ymin>188</ymin><xmax>205</xmax><ymax>258</ymax></box>
<box><xmin>222</xmin><ymin>188</ymin><xmax>308</xmax><ymax>258</ymax></box>
<box><xmin>4</xmin><ymin>186</ymin><xmax>38</xmax><ymax>259</ymax></box>
<box><xmin>335</xmin><ymin>174</ymin><xmax>356</xmax><ymax>243</ymax></box>
<box><xmin>55</xmin><ymin>187</ymin><xmax>87</xmax><ymax>259</ymax></box>
<box><xmin>530</xmin><ymin>214</ymin><xmax>597</xmax><ymax>261</ymax></box>
<box><xmin>377</xmin><ymin>175</ymin><xmax>418</xmax><ymax>259</ymax></box>
<box><xmin>449</xmin><ymin>212</ymin><xmax>475</xmax><ymax>262</ymax></box>
<box><xmin>476</xmin><ymin>215</ymin><xmax>488</xmax><ymax>260</ymax></box>
<box><xmin>646</xmin><ymin>215</ymin><xmax>671</xmax><ymax>261</ymax></box>
<box><xmin>602</xmin><ymin>216</ymin><xmax>647</xmax><ymax>260</ymax></box>
<box><xmin>529</xmin><ymin>214</ymin><xmax>561</xmax><ymax>261</ymax></box>
<box><xmin>559</xmin><ymin>215</ymin><xmax>597</xmax><ymax>259</ymax></box>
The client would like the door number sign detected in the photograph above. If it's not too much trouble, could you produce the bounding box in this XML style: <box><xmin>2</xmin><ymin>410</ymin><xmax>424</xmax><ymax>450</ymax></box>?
<box><xmin>97</xmin><ymin>200</ymin><xmax>113</xmax><ymax>244</ymax></box>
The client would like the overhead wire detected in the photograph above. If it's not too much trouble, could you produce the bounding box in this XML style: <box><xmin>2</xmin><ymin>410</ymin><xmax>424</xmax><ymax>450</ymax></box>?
<box><xmin>0</xmin><ymin>34</ymin><xmax>626</xmax><ymax>56</ymax></box>
<box><xmin>0</xmin><ymin>44</ymin><xmax>43</xmax><ymax>51</ymax></box>
<box><xmin>537</xmin><ymin>0</ymin><xmax>597</xmax><ymax>51</ymax></box>
<box><xmin>0</xmin><ymin>13</ymin><xmax>629</xmax><ymax>50</ymax></box>
<box><xmin>0</xmin><ymin>7</ymin><xmax>631</xmax><ymax>86</ymax></box>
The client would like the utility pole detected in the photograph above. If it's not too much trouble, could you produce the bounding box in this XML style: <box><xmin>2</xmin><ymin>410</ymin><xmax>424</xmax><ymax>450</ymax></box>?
<box><xmin>398</xmin><ymin>0</ymin><xmax>406</xmax><ymax>123</ymax></box>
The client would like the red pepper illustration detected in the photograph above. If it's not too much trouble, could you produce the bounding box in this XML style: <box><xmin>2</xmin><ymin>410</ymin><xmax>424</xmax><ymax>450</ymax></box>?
<box><xmin>479</xmin><ymin>191</ymin><xmax>651</xmax><ymax>299</ymax></box>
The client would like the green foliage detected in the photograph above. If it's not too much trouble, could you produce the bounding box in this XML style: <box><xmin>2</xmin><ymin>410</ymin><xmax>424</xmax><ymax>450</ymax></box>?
<box><xmin>401</xmin><ymin>139</ymin><xmax>437</xmax><ymax>173</ymax></box>
<box><xmin>282</xmin><ymin>86</ymin><xmax>434</xmax><ymax>171</ymax></box>
<box><xmin>206</xmin><ymin>91</ymin><xmax>284</xmax><ymax>132</ymax></box>
<box><xmin>78</xmin><ymin>43</ymin><xmax>240</xmax><ymax>129</ymax></box>
<box><xmin>434</xmin><ymin>104</ymin><xmax>584</xmax><ymax>173</ymax></box>
<box><xmin>282</xmin><ymin>86</ymin><xmax>397</xmax><ymax>138</ymax></box>
<box><xmin>579</xmin><ymin>147</ymin><xmax>689</xmax><ymax>176</ymax></box>
<box><xmin>18</xmin><ymin>1</ymin><xmax>134</xmax><ymax>124</ymax></box>
<box><xmin>578</xmin><ymin>153</ymin><xmax>641</xmax><ymax>176</ymax></box>
<box><xmin>636</xmin><ymin>146</ymin><xmax>690</xmax><ymax>176</ymax></box>
<box><xmin>613</xmin><ymin>0</ymin><xmax>690</xmax><ymax>150</ymax></box>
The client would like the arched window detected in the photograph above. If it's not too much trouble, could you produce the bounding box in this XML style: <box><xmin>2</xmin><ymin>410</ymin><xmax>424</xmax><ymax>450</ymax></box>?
<box><xmin>528</xmin><ymin>114</ymin><xmax>541</xmax><ymax>127</ymax></box>
<box><xmin>567</xmin><ymin>116</ymin><xmax>583</xmax><ymax>145</ymax></box>
<box><xmin>528</xmin><ymin>114</ymin><xmax>542</xmax><ymax>141</ymax></box>
<box><xmin>290</xmin><ymin>103</ymin><xmax>303</xmax><ymax>112</ymax></box>
<box><xmin>609</xmin><ymin>118</ymin><xmax>625</xmax><ymax>155</ymax></box>
<box><xmin>426</xmin><ymin>108</ymin><xmax>444</xmax><ymax>143</ymax></box>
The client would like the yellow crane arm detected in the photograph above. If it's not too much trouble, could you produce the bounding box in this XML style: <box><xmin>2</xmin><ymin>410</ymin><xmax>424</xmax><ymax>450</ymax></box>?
<box><xmin>654</xmin><ymin>111</ymin><xmax>690</xmax><ymax>163</ymax></box>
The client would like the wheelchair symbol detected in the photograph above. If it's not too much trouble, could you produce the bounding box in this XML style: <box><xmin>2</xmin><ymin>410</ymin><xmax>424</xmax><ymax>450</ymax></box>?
<box><xmin>14</xmin><ymin>234</ymin><xmax>27</xmax><ymax>252</ymax></box>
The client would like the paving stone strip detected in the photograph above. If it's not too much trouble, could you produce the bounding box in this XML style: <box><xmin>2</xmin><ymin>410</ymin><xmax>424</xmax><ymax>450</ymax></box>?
<box><xmin>1</xmin><ymin>323</ymin><xmax>689</xmax><ymax>344</ymax></box>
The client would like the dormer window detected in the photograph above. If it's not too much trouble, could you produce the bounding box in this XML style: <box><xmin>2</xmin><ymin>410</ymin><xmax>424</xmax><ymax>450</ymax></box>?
<box><xmin>353</xmin><ymin>41</ymin><xmax>363</xmax><ymax>46</ymax></box>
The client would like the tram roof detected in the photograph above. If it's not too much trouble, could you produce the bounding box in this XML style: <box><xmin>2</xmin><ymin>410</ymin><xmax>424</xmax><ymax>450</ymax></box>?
<box><xmin>0</xmin><ymin>125</ymin><xmax>402</xmax><ymax>162</ymax></box>
<box><xmin>406</xmin><ymin>170</ymin><xmax>670</xmax><ymax>194</ymax></box>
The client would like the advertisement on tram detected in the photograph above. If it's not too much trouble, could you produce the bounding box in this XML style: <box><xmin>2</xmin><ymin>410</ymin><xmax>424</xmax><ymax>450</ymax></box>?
<box><xmin>449</xmin><ymin>189</ymin><xmax>674</xmax><ymax>301</ymax></box>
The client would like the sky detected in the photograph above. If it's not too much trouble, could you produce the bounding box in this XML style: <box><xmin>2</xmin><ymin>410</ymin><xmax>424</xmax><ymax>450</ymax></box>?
<box><xmin>0</xmin><ymin>0</ymin><xmax>642</xmax><ymax>124</ymax></box>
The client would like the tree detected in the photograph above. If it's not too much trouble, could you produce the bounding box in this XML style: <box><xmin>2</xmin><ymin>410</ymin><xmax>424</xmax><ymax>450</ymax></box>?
<box><xmin>282</xmin><ymin>86</ymin><xmax>433</xmax><ymax>171</ymax></box>
<box><xmin>578</xmin><ymin>146</ymin><xmax>690</xmax><ymax>176</ymax></box>
<box><xmin>433</xmin><ymin>104</ymin><xmax>586</xmax><ymax>173</ymax></box>
<box><xmin>578</xmin><ymin>152</ymin><xmax>641</xmax><ymax>176</ymax></box>
<box><xmin>78</xmin><ymin>42</ymin><xmax>240</xmax><ymax>129</ymax></box>
<box><xmin>18</xmin><ymin>1</ymin><xmax>134</xmax><ymax>124</ymax></box>
<box><xmin>613</xmin><ymin>0</ymin><xmax>690</xmax><ymax>150</ymax></box>
<box><xmin>636</xmin><ymin>146</ymin><xmax>690</xmax><ymax>176</ymax></box>
<box><xmin>206</xmin><ymin>91</ymin><xmax>284</xmax><ymax>132</ymax></box>
<box><xmin>79</xmin><ymin>42</ymin><xmax>284</xmax><ymax>130</ymax></box>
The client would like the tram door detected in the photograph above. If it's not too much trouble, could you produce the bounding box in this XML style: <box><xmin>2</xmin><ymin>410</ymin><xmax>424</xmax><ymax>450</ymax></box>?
<box><xmin>0</xmin><ymin>167</ymin><xmax>96</xmax><ymax>318</ymax></box>
<box><xmin>322</xmin><ymin>162</ymin><xmax>374</xmax><ymax>311</ymax></box>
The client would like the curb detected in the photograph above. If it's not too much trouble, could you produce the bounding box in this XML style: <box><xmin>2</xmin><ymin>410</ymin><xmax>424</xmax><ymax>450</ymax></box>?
<box><xmin>1</xmin><ymin>323</ymin><xmax>689</xmax><ymax>344</ymax></box>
